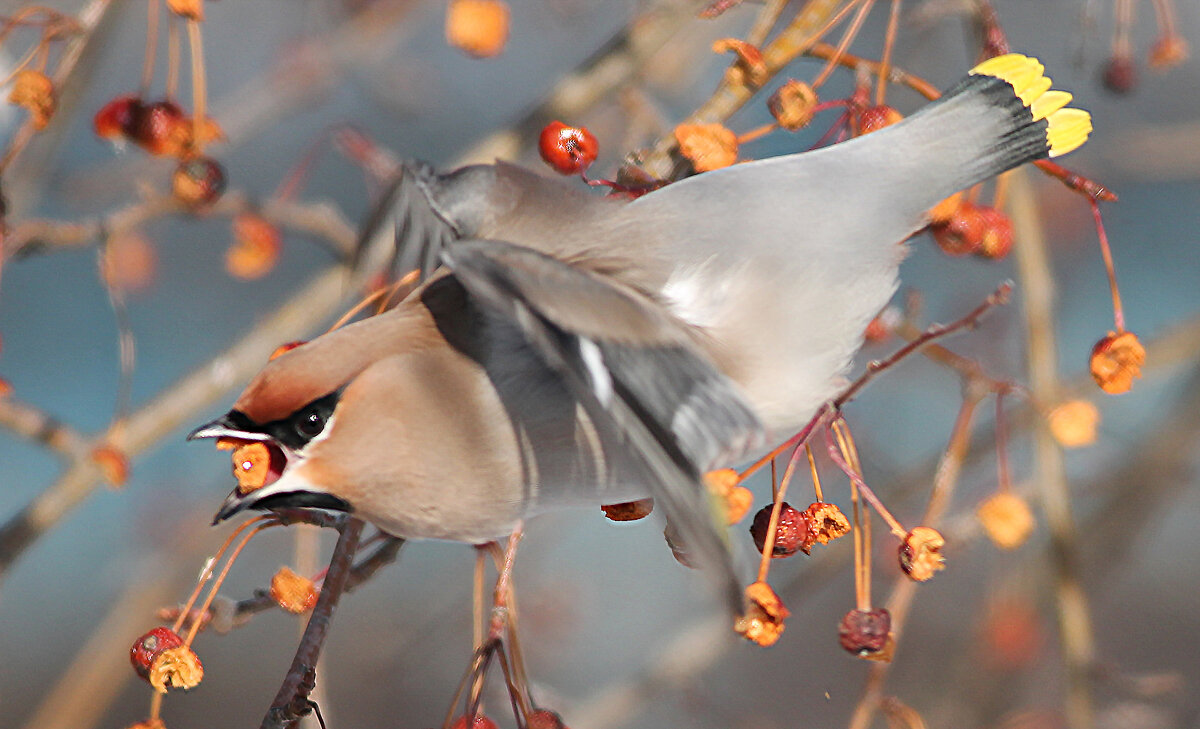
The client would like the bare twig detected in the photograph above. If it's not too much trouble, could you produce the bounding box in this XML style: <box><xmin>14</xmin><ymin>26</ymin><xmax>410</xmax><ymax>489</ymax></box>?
<box><xmin>261</xmin><ymin>516</ymin><xmax>363</xmax><ymax>729</ymax></box>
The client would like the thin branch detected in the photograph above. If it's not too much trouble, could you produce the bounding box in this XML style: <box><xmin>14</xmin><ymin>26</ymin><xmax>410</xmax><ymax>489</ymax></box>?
<box><xmin>261</xmin><ymin>516</ymin><xmax>363</xmax><ymax>729</ymax></box>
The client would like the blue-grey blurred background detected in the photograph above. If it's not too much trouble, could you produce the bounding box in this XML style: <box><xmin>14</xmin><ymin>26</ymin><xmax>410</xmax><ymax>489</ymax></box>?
<box><xmin>1</xmin><ymin>1</ymin><xmax>1198</xmax><ymax>728</ymax></box>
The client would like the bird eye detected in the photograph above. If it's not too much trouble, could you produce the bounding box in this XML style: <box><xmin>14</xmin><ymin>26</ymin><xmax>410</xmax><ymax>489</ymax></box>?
<box><xmin>295</xmin><ymin>408</ymin><xmax>325</xmax><ymax>439</ymax></box>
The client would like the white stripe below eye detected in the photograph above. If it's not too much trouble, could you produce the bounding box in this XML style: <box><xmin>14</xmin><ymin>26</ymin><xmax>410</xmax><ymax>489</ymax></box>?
<box><xmin>578</xmin><ymin>339</ymin><xmax>612</xmax><ymax>406</ymax></box>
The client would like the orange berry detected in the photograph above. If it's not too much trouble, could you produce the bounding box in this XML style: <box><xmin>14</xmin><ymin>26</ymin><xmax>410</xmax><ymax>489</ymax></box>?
<box><xmin>975</xmin><ymin>205</ymin><xmax>1014</xmax><ymax>259</ymax></box>
<box><xmin>445</xmin><ymin>0</ymin><xmax>510</xmax><ymax>58</ymax></box>
<box><xmin>734</xmin><ymin>580</ymin><xmax>789</xmax><ymax>646</ymax></box>
<box><xmin>674</xmin><ymin>123</ymin><xmax>738</xmax><ymax>172</ymax></box>
<box><xmin>1047</xmin><ymin>399</ymin><xmax>1100</xmax><ymax>447</ymax></box>
<box><xmin>804</xmin><ymin>501</ymin><xmax>851</xmax><ymax>547</ymax></box>
<box><xmin>1089</xmin><ymin>330</ymin><xmax>1146</xmax><ymax>394</ymax></box>
<box><xmin>898</xmin><ymin>526</ymin><xmax>945</xmax><ymax>581</ymax></box>
<box><xmin>977</xmin><ymin>492</ymin><xmax>1035</xmax><ymax>550</ymax></box>
<box><xmin>928</xmin><ymin>192</ymin><xmax>963</xmax><ymax>225</ymax></box>
<box><xmin>166</xmin><ymin>0</ymin><xmax>203</xmax><ymax>20</ymax></box>
<box><xmin>1148</xmin><ymin>34</ymin><xmax>1189</xmax><ymax>69</ymax></box>
<box><xmin>9</xmin><ymin>70</ymin><xmax>56</xmax><ymax>130</ymax></box>
<box><xmin>538</xmin><ymin>121</ymin><xmax>599</xmax><ymax>175</ymax></box>
<box><xmin>712</xmin><ymin>38</ymin><xmax>767</xmax><ymax>86</ymax></box>
<box><xmin>768</xmin><ymin>79</ymin><xmax>819</xmax><ymax>131</ymax></box>
<box><xmin>227</xmin><ymin>213</ymin><xmax>281</xmax><ymax>280</ymax></box>
<box><xmin>270</xmin><ymin>566</ymin><xmax>319</xmax><ymax>614</ymax></box>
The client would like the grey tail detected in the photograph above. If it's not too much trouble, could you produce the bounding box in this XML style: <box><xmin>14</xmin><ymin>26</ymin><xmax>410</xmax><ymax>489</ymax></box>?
<box><xmin>886</xmin><ymin>53</ymin><xmax>1091</xmax><ymax>204</ymax></box>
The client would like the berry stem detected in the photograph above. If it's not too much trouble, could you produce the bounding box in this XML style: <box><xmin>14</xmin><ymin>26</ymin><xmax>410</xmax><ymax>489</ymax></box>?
<box><xmin>1088</xmin><ymin>196</ymin><xmax>1126</xmax><ymax>332</ymax></box>
<box><xmin>995</xmin><ymin>389</ymin><xmax>1013</xmax><ymax>492</ymax></box>
<box><xmin>826</xmin><ymin>419</ymin><xmax>907</xmax><ymax>539</ymax></box>
<box><xmin>811</xmin><ymin>0</ymin><xmax>874</xmax><ymax>91</ymax></box>
<box><xmin>186</xmin><ymin>520</ymin><xmax>276</xmax><ymax>646</ymax></box>
<box><xmin>187</xmin><ymin>18</ymin><xmax>206</xmax><ymax>152</ymax></box>
<box><xmin>735</xmin><ymin>122</ymin><xmax>776</xmax><ymax>145</ymax></box>
<box><xmin>165</xmin><ymin>14</ymin><xmax>179</xmax><ymax>99</ymax></box>
<box><xmin>140</xmin><ymin>0</ymin><xmax>158</xmax><ymax>96</ymax></box>
<box><xmin>874</xmin><ymin>0</ymin><xmax>900</xmax><ymax>106</ymax></box>
<box><xmin>755</xmin><ymin>443</ymin><xmax>806</xmax><ymax>583</ymax></box>
<box><xmin>171</xmin><ymin>514</ymin><xmax>273</xmax><ymax>634</ymax></box>
<box><xmin>806</xmin><ymin>443</ymin><xmax>824</xmax><ymax>502</ymax></box>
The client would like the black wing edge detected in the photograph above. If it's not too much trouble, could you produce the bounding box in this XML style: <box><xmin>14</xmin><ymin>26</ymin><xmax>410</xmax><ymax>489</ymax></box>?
<box><xmin>442</xmin><ymin>239</ymin><xmax>765</xmax><ymax>618</ymax></box>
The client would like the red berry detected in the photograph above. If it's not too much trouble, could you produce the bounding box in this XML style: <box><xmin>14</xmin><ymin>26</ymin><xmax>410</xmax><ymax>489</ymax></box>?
<box><xmin>975</xmin><ymin>205</ymin><xmax>1014</xmax><ymax>260</ymax></box>
<box><xmin>172</xmin><ymin>156</ymin><xmax>227</xmax><ymax>207</ymax></box>
<box><xmin>749</xmin><ymin>502</ymin><xmax>810</xmax><ymax>558</ymax></box>
<box><xmin>838</xmin><ymin>607</ymin><xmax>891</xmax><ymax>655</ymax></box>
<box><xmin>94</xmin><ymin>94</ymin><xmax>143</xmax><ymax>140</ymax></box>
<box><xmin>857</xmin><ymin>105</ymin><xmax>903</xmax><ymax>135</ymax></box>
<box><xmin>1102</xmin><ymin>54</ymin><xmax>1137</xmax><ymax>95</ymax></box>
<box><xmin>449</xmin><ymin>715</ymin><xmax>499</xmax><ymax>729</ymax></box>
<box><xmin>538</xmin><ymin>121</ymin><xmax>599</xmax><ymax>175</ymax></box>
<box><xmin>931</xmin><ymin>200</ymin><xmax>987</xmax><ymax>256</ymax></box>
<box><xmin>130</xmin><ymin>100</ymin><xmax>185</xmax><ymax>156</ymax></box>
<box><xmin>527</xmin><ymin>709</ymin><xmax>567</xmax><ymax>729</ymax></box>
<box><xmin>130</xmin><ymin>627</ymin><xmax>184</xmax><ymax>680</ymax></box>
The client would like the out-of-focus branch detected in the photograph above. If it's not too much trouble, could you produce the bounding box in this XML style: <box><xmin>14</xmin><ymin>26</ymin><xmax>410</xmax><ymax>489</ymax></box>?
<box><xmin>0</xmin><ymin>396</ymin><xmax>89</xmax><ymax>459</ymax></box>
<box><xmin>5</xmin><ymin>190</ymin><xmax>356</xmax><ymax>260</ymax></box>
<box><xmin>0</xmin><ymin>261</ymin><xmax>361</xmax><ymax>577</ymax></box>
<box><xmin>1009</xmin><ymin>168</ymin><xmax>1095</xmax><ymax>729</ymax></box>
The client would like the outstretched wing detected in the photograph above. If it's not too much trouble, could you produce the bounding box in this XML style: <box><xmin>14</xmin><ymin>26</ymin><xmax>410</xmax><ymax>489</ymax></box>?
<box><xmin>442</xmin><ymin>239</ymin><xmax>764</xmax><ymax>615</ymax></box>
<box><xmin>352</xmin><ymin>161</ymin><xmax>460</xmax><ymax>283</ymax></box>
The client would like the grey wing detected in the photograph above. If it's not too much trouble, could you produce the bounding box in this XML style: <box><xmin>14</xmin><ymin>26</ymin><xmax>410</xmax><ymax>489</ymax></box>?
<box><xmin>441</xmin><ymin>239</ymin><xmax>765</xmax><ymax>616</ymax></box>
<box><xmin>352</xmin><ymin>161</ymin><xmax>461</xmax><ymax>283</ymax></box>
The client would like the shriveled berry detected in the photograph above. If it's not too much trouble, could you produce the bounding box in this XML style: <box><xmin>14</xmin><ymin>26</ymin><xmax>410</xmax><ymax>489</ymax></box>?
<box><xmin>131</xmin><ymin>627</ymin><xmax>184</xmax><ymax>680</ymax></box>
<box><xmin>148</xmin><ymin>644</ymin><xmax>203</xmax><ymax>692</ymax></box>
<box><xmin>172</xmin><ymin>157</ymin><xmax>226</xmax><ymax>207</ymax></box>
<box><xmin>227</xmin><ymin>212</ymin><xmax>281</xmax><ymax>279</ymax></box>
<box><xmin>1047</xmin><ymin>399</ymin><xmax>1100</xmax><ymax>447</ymax></box>
<box><xmin>734</xmin><ymin>580</ymin><xmax>789</xmax><ymax>646</ymax></box>
<box><xmin>749</xmin><ymin>502</ymin><xmax>810</xmax><ymax>558</ymax></box>
<box><xmin>838</xmin><ymin>607</ymin><xmax>891</xmax><ymax>655</ymax></box>
<box><xmin>977</xmin><ymin>492</ymin><xmax>1035</xmax><ymax>550</ymax></box>
<box><xmin>899</xmin><ymin>526</ymin><xmax>945</xmax><ymax>581</ymax></box>
<box><xmin>9</xmin><ymin>70</ymin><xmax>56</xmax><ymax>130</ymax></box>
<box><xmin>270</xmin><ymin>566</ymin><xmax>319</xmax><ymax>613</ymax></box>
<box><xmin>1148</xmin><ymin>34</ymin><xmax>1189</xmax><ymax>69</ymax></box>
<box><xmin>804</xmin><ymin>502</ymin><xmax>851</xmax><ymax>547</ymax></box>
<box><xmin>539</xmin><ymin>121</ymin><xmax>599</xmax><ymax>175</ymax></box>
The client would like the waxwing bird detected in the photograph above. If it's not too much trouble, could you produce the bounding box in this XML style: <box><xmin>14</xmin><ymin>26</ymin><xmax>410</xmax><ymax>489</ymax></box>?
<box><xmin>190</xmin><ymin>55</ymin><xmax>1091</xmax><ymax>615</ymax></box>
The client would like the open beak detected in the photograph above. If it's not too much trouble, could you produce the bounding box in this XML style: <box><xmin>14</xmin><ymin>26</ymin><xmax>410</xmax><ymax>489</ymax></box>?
<box><xmin>211</xmin><ymin>483</ymin><xmax>353</xmax><ymax>525</ymax></box>
<box><xmin>187</xmin><ymin>412</ymin><xmax>270</xmax><ymax>442</ymax></box>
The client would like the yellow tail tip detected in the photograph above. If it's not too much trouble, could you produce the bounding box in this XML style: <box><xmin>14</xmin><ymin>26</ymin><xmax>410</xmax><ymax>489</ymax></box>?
<box><xmin>970</xmin><ymin>53</ymin><xmax>1092</xmax><ymax>157</ymax></box>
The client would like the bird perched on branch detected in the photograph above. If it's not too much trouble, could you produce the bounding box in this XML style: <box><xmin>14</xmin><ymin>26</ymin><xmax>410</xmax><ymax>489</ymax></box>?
<box><xmin>190</xmin><ymin>54</ymin><xmax>1090</xmax><ymax>616</ymax></box>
